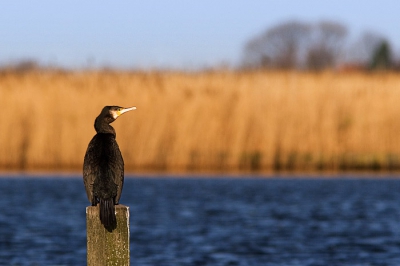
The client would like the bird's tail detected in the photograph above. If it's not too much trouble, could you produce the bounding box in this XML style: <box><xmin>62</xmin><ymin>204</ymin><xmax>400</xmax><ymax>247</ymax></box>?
<box><xmin>99</xmin><ymin>198</ymin><xmax>116</xmax><ymax>231</ymax></box>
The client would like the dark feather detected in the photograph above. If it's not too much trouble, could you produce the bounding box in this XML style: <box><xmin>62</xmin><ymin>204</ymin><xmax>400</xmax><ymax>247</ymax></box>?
<box><xmin>99</xmin><ymin>198</ymin><xmax>116</xmax><ymax>231</ymax></box>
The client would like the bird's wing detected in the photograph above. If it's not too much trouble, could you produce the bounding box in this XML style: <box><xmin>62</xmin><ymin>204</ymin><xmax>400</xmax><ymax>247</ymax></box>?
<box><xmin>110</xmin><ymin>139</ymin><xmax>124</xmax><ymax>204</ymax></box>
<box><xmin>83</xmin><ymin>138</ymin><xmax>98</xmax><ymax>204</ymax></box>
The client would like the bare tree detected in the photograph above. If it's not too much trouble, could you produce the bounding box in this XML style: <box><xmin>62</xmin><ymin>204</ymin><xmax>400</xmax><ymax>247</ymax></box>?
<box><xmin>306</xmin><ymin>21</ymin><xmax>348</xmax><ymax>70</ymax></box>
<box><xmin>242</xmin><ymin>21</ymin><xmax>311</xmax><ymax>69</ymax></box>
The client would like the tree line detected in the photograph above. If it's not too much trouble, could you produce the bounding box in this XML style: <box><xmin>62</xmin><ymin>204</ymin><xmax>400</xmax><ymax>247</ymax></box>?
<box><xmin>242</xmin><ymin>20</ymin><xmax>397</xmax><ymax>71</ymax></box>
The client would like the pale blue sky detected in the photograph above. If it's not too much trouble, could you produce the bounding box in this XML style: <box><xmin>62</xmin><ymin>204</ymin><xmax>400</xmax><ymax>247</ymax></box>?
<box><xmin>1</xmin><ymin>1</ymin><xmax>399</xmax><ymax>69</ymax></box>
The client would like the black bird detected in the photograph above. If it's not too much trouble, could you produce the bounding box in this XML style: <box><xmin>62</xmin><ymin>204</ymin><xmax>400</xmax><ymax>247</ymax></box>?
<box><xmin>83</xmin><ymin>105</ymin><xmax>136</xmax><ymax>231</ymax></box>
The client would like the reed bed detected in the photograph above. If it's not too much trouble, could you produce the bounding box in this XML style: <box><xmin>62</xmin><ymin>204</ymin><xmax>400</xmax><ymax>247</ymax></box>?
<box><xmin>1</xmin><ymin>69</ymin><xmax>400</xmax><ymax>172</ymax></box>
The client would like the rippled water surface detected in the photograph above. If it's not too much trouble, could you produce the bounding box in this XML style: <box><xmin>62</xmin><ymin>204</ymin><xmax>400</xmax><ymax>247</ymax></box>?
<box><xmin>1</xmin><ymin>176</ymin><xmax>400</xmax><ymax>265</ymax></box>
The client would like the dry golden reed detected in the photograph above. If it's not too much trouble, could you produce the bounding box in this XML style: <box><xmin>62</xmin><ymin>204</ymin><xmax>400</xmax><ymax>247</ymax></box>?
<box><xmin>1</xmin><ymin>69</ymin><xmax>400</xmax><ymax>173</ymax></box>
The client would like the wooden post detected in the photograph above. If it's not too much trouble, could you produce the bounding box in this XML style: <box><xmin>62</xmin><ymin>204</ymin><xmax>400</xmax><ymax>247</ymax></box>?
<box><xmin>86</xmin><ymin>205</ymin><xmax>130</xmax><ymax>266</ymax></box>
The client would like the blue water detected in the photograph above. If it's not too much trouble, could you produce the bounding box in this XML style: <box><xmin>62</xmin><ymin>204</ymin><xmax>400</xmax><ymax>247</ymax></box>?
<box><xmin>1</xmin><ymin>176</ymin><xmax>400</xmax><ymax>265</ymax></box>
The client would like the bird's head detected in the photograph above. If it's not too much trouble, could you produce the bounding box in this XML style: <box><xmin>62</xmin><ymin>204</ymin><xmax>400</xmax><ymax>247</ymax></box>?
<box><xmin>108</xmin><ymin>106</ymin><xmax>136</xmax><ymax>120</ymax></box>
<box><xmin>98</xmin><ymin>105</ymin><xmax>136</xmax><ymax>124</ymax></box>
<box><xmin>94</xmin><ymin>105</ymin><xmax>136</xmax><ymax>133</ymax></box>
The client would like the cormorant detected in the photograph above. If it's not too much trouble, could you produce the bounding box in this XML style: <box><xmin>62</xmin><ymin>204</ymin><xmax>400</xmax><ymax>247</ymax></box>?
<box><xmin>83</xmin><ymin>105</ymin><xmax>136</xmax><ymax>231</ymax></box>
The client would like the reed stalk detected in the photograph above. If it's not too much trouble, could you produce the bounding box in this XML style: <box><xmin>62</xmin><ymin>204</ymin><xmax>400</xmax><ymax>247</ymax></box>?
<box><xmin>1</xmin><ymin>70</ymin><xmax>400</xmax><ymax>172</ymax></box>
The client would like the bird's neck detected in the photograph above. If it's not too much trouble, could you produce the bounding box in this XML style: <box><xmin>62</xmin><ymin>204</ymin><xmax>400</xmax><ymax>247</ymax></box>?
<box><xmin>94</xmin><ymin>118</ymin><xmax>116</xmax><ymax>135</ymax></box>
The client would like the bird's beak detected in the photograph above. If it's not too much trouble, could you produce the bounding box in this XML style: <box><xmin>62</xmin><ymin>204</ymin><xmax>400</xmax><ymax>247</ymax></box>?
<box><xmin>117</xmin><ymin>106</ymin><xmax>136</xmax><ymax>116</ymax></box>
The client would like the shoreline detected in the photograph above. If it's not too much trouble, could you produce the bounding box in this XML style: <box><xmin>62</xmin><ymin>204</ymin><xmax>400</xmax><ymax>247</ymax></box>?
<box><xmin>1</xmin><ymin>169</ymin><xmax>400</xmax><ymax>179</ymax></box>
